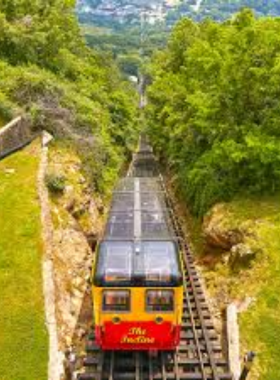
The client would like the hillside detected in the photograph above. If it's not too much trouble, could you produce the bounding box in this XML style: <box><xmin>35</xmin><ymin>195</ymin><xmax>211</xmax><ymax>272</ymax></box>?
<box><xmin>77</xmin><ymin>0</ymin><xmax>280</xmax><ymax>72</ymax></box>
<box><xmin>205</xmin><ymin>195</ymin><xmax>280</xmax><ymax>380</ymax></box>
<box><xmin>77</xmin><ymin>0</ymin><xmax>280</xmax><ymax>28</ymax></box>
<box><xmin>0</xmin><ymin>0</ymin><xmax>139</xmax><ymax>192</ymax></box>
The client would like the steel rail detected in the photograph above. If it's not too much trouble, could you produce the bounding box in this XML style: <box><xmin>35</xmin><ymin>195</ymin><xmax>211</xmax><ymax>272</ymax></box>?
<box><xmin>158</xmin><ymin>176</ymin><xmax>208</xmax><ymax>380</ymax></box>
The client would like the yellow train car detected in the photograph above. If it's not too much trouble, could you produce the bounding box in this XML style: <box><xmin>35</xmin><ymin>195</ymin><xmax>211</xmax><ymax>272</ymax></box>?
<box><xmin>92</xmin><ymin>177</ymin><xmax>184</xmax><ymax>350</ymax></box>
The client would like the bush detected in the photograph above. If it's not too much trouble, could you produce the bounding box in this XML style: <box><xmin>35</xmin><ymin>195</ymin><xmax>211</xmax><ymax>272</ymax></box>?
<box><xmin>0</xmin><ymin>91</ymin><xmax>16</xmax><ymax>123</ymax></box>
<box><xmin>45</xmin><ymin>173</ymin><xmax>66</xmax><ymax>194</ymax></box>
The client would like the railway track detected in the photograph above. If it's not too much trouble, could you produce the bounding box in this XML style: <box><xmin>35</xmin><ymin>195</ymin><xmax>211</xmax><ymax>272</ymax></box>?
<box><xmin>77</xmin><ymin>147</ymin><xmax>233</xmax><ymax>380</ymax></box>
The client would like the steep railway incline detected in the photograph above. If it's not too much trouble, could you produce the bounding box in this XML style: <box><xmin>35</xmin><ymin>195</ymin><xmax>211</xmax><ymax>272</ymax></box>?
<box><xmin>77</xmin><ymin>140</ymin><xmax>233</xmax><ymax>380</ymax></box>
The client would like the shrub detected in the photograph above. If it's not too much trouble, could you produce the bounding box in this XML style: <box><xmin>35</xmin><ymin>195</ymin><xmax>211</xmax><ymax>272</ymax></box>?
<box><xmin>45</xmin><ymin>173</ymin><xmax>66</xmax><ymax>194</ymax></box>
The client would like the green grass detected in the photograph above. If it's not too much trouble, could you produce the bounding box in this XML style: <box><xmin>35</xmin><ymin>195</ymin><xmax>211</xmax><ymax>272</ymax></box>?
<box><xmin>238</xmin><ymin>213</ymin><xmax>280</xmax><ymax>379</ymax></box>
<box><xmin>0</xmin><ymin>142</ymin><xmax>48</xmax><ymax>380</ymax></box>
<box><xmin>198</xmin><ymin>194</ymin><xmax>280</xmax><ymax>379</ymax></box>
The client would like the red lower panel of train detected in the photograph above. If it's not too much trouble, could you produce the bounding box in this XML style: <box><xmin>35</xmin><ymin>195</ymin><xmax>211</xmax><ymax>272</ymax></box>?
<box><xmin>95</xmin><ymin>321</ymin><xmax>181</xmax><ymax>350</ymax></box>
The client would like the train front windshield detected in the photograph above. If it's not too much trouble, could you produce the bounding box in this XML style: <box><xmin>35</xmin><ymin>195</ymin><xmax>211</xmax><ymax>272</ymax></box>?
<box><xmin>94</xmin><ymin>241</ymin><xmax>183</xmax><ymax>287</ymax></box>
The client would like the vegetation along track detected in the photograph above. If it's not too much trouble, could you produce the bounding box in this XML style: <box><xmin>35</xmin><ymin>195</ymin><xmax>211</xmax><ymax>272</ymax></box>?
<box><xmin>77</xmin><ymin>147</ymin><xmax>233</xmax><ymax>380</ymax></box>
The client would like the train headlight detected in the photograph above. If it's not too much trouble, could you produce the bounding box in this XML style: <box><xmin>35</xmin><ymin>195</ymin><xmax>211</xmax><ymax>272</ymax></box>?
<box><xmin>112</xmin><ymin>316</ymin><xmax>121</xmax><ymax>324</ymax></box>
<box><xmin>155</xmin><ymin>316</ymin><xmax>163</xmax><ymax>324</ymax></box>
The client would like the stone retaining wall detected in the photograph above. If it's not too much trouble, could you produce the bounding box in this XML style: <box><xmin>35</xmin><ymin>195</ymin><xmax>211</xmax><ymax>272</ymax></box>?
<box><xmin>38</xmin><ymin>131</ymin><xmax>64</xmax><ymax>380</ymax></box>
<box><xmin>0</xmin><ymin>116</ymin><xmax>37</xmax><ymax>159</ymax></box>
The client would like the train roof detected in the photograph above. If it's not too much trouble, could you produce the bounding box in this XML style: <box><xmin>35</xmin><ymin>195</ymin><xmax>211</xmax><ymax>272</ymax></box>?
<box><xmin>94</xmin><ymin>177</ymin><xmax>182</xmax><ymax>287</ymax></box>
<box><xmin>103</xmin><ymin>177</ymin><xmax>174</xmax><ymax>241</ymax></box>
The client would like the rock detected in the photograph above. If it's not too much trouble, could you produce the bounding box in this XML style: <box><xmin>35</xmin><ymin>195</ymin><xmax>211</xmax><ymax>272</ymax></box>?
<box><xmin>230</xmin><ymin>243</ymin><xmax>257</xmax><ymax>268</ymax></box>
<box><xmin>77</xmin><ymin>328</ymin><xmax>87</xmax><ymax>340</ymax></box>
<box><xmin>65</xmin><ymin>335</ymin><xmax>73</xmax><ymax>347</ymax></box>
<box><xmin>72</xmin><ymin>206</ymin><xmax>87</xmax><ymax>219</ymax></box>
<box><xmin>85</xmin><ymin>273</ymin><xmax>91</xmax><ymax>284</ymax></box>
<box><xmin>54</xmin><ymin>228</ymin><xmax>91</xmax><ymax>264</ymax></box>
<box><xmin>22</xmin><ymin>15</ymin><xmax>33</xmax><ymax>27</ymax></box>
<box><xmin>70</xmin><ymin>297</ymin><xmax>82</xmax><ymax>314</ymax></box>
<box><xmin>42</xmin><ymin>130</ymin><xmax>53</xmax><ymax>146</ymax></box>
<box><xmin>72</xmin><ymin>288</ymin><xmax>85</xmax><ymax>300</ymax></box>
<box><xmin>46</xmin><ymin>138</ymin><xmax>105</xmax><ymax>357</ymax></box>
<box><xmin>203</xmin><ymin>204</ymin><xmax>244</xmax><ymax>250</ymax></box>
<box><xmin>236</xmin><ymin>296</ymin><xmax>256</xmax><ymax>313</ymax></box>
<box><xmin>64</xmin><ymin>194</ymin><xmax>91</xmax><ymax>221</ymax></box>
<box><xmin>221</xmin><ymin>253</ymin><xmax>231</xmax><ymax>265</ymax></box>
<box><xmin>231</xmin><ymin>243</ymin><xmax>254</xmax><ymax>257</ymax></box>
<box><xmin>97</xmin><ymin>203</ymin><xmax>105</xmax><ymax>214</ymax></box>
<box><xmin>52</xmin><ymin>227</ymin><xmax>92</xmax><ymax>346</ymax></box>
<box><xmin>66</xmin><ymin>185</ymin><xmax>74</xmax><ymax>192</ymax></box>
<box><xmin>73</xmin><ymin>277</ymin><xmax>84</xmax><ymax>290</ymax></box>
<box><xmin>78</xmin><ymin>176</ymin><xmax>86</xmax><ymax>185</ymax></box>
<box><xmin>65</xmin><ymin>198</ymin><xmax>76</xmax><ymax>213</ymax></box>
<box><xmin>86</xmin><ymin>232</ymin><xmax>98</xmax><ymax>251</ymax></box>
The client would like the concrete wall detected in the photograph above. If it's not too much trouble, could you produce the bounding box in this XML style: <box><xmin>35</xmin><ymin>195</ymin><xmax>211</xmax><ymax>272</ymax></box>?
<box><xmin>0</xmin><ymin>116</ymin><xmax>38</xmax><ymax>160</ymax></box>
<box><xmin>38</xmin><ymin>132</ymin><xmax>64</xmax><ymax>380</ymax></box>
<box><xmin>227</xmin><ymin>304</ymin><xmax>241</xmax><ymax>380</ymax></box>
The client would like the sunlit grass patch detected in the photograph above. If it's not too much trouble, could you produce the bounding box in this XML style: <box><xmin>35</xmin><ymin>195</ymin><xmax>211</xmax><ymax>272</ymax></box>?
<box><xmin>237</xmin><ymin>217</ymin><xmax>280</xmax><ymax>379</ymax></box>
<box><xmin>0</xmin><ymin>141</ymin><xmax>48</xmax><ymax>380</ymax></box>
<box><xmin>203</xmin><ymin>194</ymin><xmax>280</xmax><ymax>380</ymax></box>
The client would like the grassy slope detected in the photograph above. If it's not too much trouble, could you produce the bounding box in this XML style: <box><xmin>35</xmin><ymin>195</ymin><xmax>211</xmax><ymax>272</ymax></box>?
<box><xmin>0</xmin><ymin>141</ymin><xmax>48</xmax><ymax>380</ymax></box>
<box><xmin>226</xmin><ymin>196</ymin><xmax>280</xmax><ymax>379</ymax></box>
<box><xmin>195</xmin><ymin>195</ymin><xmax>280</xmax><ymax>380</ymax></box>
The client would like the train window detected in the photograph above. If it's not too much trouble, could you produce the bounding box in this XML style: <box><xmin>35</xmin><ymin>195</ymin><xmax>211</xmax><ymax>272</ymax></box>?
<box><xmin>143</xmin><ymin>242</ymin><xmax>180</xmax><ymax>283</ymax></box>
<box><xmin>95</xmin><ymin>242</ymin><xmax>133</xmax><ymax>285</ymax></box>
<box><xmin>102</xmin><ymin>290</ymin><xmax>130</xmax><ymax>312</ymax></box>
<box><xmin>146</xmin><ymin>290</ymin><xmax>174</xmax><ymax>312</ymax></box>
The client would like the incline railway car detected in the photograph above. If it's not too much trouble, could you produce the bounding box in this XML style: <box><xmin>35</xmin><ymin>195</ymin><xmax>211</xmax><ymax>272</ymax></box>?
<box><xmin>92</xmin><ymin>175</ymin><xmax>184</xmax><ymax>351</ymax></box>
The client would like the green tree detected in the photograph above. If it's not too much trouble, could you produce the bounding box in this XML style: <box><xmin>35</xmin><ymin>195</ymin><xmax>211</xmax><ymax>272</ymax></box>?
<box><xmin>0</xmin><ymin>0</ymin><xmax>139</xmax><ymax>192</ymax></box>
<box><xmin>147</xmin><ymin>9</ymin><xmax>280</xmax><ymax>215</ymax></box>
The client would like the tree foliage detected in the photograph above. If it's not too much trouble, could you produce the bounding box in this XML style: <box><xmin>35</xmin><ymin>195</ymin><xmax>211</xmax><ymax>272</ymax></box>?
<box><xmin>0</xmin><ymin>0</ymin><xmax>138</xmax><ymax>193</ymax></box>
<box><xmin>147</xmin><ymin>9</ymin><xmax>280</xmax><ymax>215</ymax></box>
